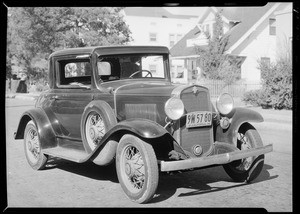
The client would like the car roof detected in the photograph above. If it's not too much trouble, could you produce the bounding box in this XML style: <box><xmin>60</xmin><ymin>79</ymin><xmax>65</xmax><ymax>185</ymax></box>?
<box><xmin>49</xmin><ymin>45</ymin><xmax>170</xmax><ymax>58</ymax></box>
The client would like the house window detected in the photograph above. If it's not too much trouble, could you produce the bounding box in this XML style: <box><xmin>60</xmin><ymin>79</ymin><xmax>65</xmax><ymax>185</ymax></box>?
<box><xmin>261</xmin><ymin>57</ymin><xmax>270</xmax><ymax>66</ymax></box>
<box><xmin>149</xmin><ymin>64</ymin><xmax>157</xmax><ymax>73</ymax></box>
<box><xmin>176</xmin><ymin>65</ymin><xmax>184</xmax><ymax>78</ymax></box>
<box><xmin>169</xmin><ymin>34</ymin><xmax>175</xmax><ymax>47</ymax></box>
<box><xmin>176</xmin><ymin>34</ymin><xmax>183</xmax><ymax>41</ymax></box>
<box><xmin>192</xmin><ymin>70</ymin><xmax>198</xmax><ymax>79</ymax></box>
<box><xmin>170</xmin><ymin>34</ymin><xmax>183</xmax><ymax>47</ymax></box>
<box><xmin>204</xmin><ymin>24</ymin><xmax>210</xmax><ymax>34</ymax></box>
<box><xmin>149</xmin><ymin>33</ymin><xmax>157</xmax><ymax>42</ymax></box>
<box><xmin>269</xmin><ymin>18</ymin><xmax>276</xmax><ymax>35</ymax></box>
<box><xmin>171</xmin><ymin>72</ymin><xmax>175</xmax><ymax>78</ymax></box>
<box><xmin>171</xmin><ymin>65</ymin><xmax>175</xmax><ymax>78</ymax></box>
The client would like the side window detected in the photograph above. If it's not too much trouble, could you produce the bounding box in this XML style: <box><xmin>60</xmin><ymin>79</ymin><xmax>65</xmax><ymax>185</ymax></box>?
<box><xmin>97</xmin><ymin>62</ymin><xmax>111</xmax><ymax>76</ymax></box>
<box><xmin>57</xmin><ymin>59</ymin><xmax>91</xmax><ymax>88</ymax></box>
<box><xmin>97</xmin><ymin>57</ymin><xmax>121</xmax><ymax>81</ymax></box>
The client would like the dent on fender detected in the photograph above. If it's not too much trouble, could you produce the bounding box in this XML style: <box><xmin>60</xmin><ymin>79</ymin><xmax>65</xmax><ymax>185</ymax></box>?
<box><xmin>113</xmin><ymin>118</ymin><xmax>169</xmax><ymax>138</ymax></box>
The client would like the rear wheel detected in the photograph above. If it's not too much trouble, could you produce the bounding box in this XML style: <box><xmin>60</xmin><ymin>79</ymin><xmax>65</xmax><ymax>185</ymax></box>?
<box><xmin>223</xmin><ymin>123</ymin><xmax>265</xmax><ymax>183</ymax></box>
<box><xmin>116</xmin><ymin>134</ymin><xmax>159</xmax><ymax>203</ymax></box>
<box><xmin>81</xmin><ymin>102</ymin><xmax>117</xmax><ymax>154</ymax></box>
<box><xmin>84</xmin><ymin>111</ymin><xmax>107</xmax><ymax>152</ymax></box>
<box><xmin>24</xmin><ymin>121</ymin><xmax>48</xmax><ymax>170</ymax></box>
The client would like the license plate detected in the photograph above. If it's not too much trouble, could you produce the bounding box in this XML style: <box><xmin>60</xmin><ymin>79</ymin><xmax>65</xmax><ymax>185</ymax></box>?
<box><xmin>186</xmin><ymin>111</ymin><xmax>212</xmax><ymax>128</ymax></box>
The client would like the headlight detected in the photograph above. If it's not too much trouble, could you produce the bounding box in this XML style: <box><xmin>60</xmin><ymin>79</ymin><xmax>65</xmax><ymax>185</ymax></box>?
<box><xmin>164</xmin><ymin>97</ymin><xmax>184</xmax><ymax>120</ymax></box>
<box><xmin>216</xmin><ymin>93</ymin><xmax>234</xmax><ymax>115</ymax></box>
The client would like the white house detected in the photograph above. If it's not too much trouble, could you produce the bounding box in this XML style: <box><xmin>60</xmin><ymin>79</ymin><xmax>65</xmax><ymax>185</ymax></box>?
<box><xmin>122</xmin><ymin>7</ymin><xmax>198</xmax><ymax>79</ymax></box>
<box><xmin>274</xmin><ymin>3</ymin><xmax>293</xmax><ymax>60</ymax></box>
<box><xmin>170</xmin><ymin>3</ymin><xmax>293</xmax><ymax>87</ymax></box>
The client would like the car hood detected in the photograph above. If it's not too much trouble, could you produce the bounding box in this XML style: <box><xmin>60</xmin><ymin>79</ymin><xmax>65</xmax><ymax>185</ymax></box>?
<box><xmin>112</xmin><ymin>80</ymin><xmax>178</xmax><ymax>96</ymax></box>
<box><xmin>107</xmin><ymin>80</ymin><xmax>180</xmax><ymax>125</ymax></box>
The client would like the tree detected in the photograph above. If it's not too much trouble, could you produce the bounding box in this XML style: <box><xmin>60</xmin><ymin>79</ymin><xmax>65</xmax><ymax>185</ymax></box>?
<box><xmin>194</xmin><ymin>10</ymin><xmax>240</xmax><ymax>84</ymax></box>
<box><xmin>7</xmin><ymin>7</ymin><xmax>132</xmax><ymax>81</ymax></box>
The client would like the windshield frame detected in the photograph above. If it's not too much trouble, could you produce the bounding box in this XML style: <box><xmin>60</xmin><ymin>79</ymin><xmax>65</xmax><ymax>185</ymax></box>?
<box><xmin>94</xmin><ymin>53</ymin><xmax>171</xmax><ymax>84</ymax></box>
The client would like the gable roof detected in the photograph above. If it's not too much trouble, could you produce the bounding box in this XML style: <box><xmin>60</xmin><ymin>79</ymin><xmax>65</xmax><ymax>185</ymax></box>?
<box><xmin>222</xmin><ymin>3</ymin><xmax>279</xmax><ymax>52</ymax></box>
<box><xmin>170</xmin><ymin>3</ymin><xmax>280</xmax><ymax>57</ymax></box>
<box><xmin>169</xmin><ymin>26</ymin><xmax>202</xmax><ymax>58</ymax></box>
<box><xmin>124</xmin><ymin>7</ymin><xmax>197</xmax><ymax>19</ymax></box>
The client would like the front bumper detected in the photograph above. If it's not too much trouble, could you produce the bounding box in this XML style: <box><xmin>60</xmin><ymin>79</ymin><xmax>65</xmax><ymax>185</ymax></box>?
<box><xmin>160</xmin><ymin>144</ymin><xmax>273</xmax><ymax>172</ymax></box>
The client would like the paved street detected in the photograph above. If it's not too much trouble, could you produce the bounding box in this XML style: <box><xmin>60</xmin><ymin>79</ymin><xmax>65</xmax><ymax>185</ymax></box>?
<box><xmin>5</xmin><ymin>98</ymin><xmax>292</xmax><ymax>211</ymax></box>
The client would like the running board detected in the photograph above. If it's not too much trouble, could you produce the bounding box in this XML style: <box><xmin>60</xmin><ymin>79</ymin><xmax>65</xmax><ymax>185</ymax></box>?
<box><xmin>43</xmin><ymin>147</ymin><xmax>88</xmax><ymax>163</ymax></box>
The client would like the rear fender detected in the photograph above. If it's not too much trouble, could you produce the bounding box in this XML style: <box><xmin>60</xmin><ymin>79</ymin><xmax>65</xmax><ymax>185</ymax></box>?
<box><xmin>14</xmin><ymin>108</ymin><xmax>57</xmax><ymax>149</ymax></box>
<box><xmin>216</xmin><ymin>107</ymin><xmax>263</xmax><ymax>147</ymax></box>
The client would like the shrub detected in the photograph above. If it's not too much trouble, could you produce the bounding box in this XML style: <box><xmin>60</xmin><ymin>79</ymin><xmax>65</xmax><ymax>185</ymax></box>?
<box><xmin>242</xmin><ymin>89</ymin><xmax>270</xmax><ymax>109</ymax></box>
<box><xmin>259</xmin><ymin>58</ymin><xmax>292</xmax><ymax>110</ymax></box>
<box><xmin>242</xmin><ymin>90</ymin><xmax>261</xmax><ymax>106</ymax></box>
<box><xmin>243</xmin><ymin>58</ymin><xmax>292</xmax><ymax>110</ymax></box>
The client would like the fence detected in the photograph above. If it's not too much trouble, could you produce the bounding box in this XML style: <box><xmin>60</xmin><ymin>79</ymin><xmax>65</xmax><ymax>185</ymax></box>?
<box><xmin>195</xmin><ymin>79</ymin><xmax>261</xmax><ymax>97</ymax></box>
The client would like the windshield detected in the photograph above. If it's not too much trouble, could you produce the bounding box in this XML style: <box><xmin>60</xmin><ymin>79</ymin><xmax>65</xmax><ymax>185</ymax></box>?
<box><xmin>96</xmin><ymin>54</ymin><xmax>168</xmax><ymax>82</ymax></box>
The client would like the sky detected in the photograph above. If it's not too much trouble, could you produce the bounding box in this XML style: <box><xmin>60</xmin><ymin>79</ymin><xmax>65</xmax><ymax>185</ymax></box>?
<box><xmin>163</xmin><ymin>7</ymin><xmax>207</xmax><ymax>16</ymax></box>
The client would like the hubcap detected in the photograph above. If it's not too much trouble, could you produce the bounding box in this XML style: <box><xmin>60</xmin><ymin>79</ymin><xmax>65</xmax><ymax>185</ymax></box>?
<box><xmin>125</xmin><ymin>163</ymin><xmax>131</xmax><ymax>175</ymax></box>
<box><xmin>120</xmin><ymin>145</ymin><xmax>145</xmax><ymax>193</ymax></box>
<box><xmin>25</xmin><ymin>127</ymin><xmax>40</xmax><ymax>164</ymax></box>
<box><xmin>85</xmin><ymin>112</ymin><xmax>106</xmax><ymax>150</ymax></box>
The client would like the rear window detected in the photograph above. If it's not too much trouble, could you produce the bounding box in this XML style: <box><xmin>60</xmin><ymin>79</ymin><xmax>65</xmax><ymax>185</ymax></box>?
<box><xmin>56</xmin><ymin>59</ymin><xmax>91</xmax><ymax>88</ymax></box>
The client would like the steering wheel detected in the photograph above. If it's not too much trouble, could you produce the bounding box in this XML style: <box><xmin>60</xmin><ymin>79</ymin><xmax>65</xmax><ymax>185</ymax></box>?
<box><xmin>129</xmin><ymin>70</ymin><xmax>152</xmax><ymax>78</ymax></box>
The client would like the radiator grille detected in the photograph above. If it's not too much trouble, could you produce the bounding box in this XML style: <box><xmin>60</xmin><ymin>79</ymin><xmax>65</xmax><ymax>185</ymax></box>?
<box><xmin>125</xmin><ymin>104</ymin><xmax>157</xmax><ymax>121</ymax></box>
<box><xmin>181</xmin><ymin>91</ymin><xmax>210</xmax><ymax>112</ymax></box>
<box><xmin>180</xmin><ymin>87</ymin><xmax>213</xmax><ymax>157</ymax></box>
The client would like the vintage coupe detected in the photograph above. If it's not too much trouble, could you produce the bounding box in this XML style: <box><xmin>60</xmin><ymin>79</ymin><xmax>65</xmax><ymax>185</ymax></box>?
<box><xmin>15</xmin><ymin>46</ymin><xmax>273</xmax><ymax>203</ymax></box>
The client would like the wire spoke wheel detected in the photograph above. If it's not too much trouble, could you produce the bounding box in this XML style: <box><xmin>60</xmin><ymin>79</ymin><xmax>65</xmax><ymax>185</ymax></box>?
<box><xmin>85</xmin><ymin>111</ymin><xmax>106</xmax><ymax>151</ymax></box>
<box><xmin>223</xmin><ymin>123</ymin><xmax>265</xmax><ymax>182</ymax></box>
<box><xmin>25</xmin><ymin>127</ymin><xmax>40</xmax><ymax>164</ymax></box>
<box><xmin>24</xmin><ymin>121</ymin><xmax>48</xmax><ymax>170</ymax></box>
<box><xmin>121</xmin><ymin>145</ymin><xmax>145</xmax><ymax>193</ymax></box>
<box><xmin>116</xmin><ymin>134</ymin><xmax>159</xmax><ymax>204</ymax></box>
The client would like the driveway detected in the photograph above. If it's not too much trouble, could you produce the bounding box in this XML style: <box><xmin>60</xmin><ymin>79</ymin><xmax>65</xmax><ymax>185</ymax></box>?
<box><xmin>5</xmin><ymin>98</ymin><xmax>292</xmax><ymax>211</ymax></box>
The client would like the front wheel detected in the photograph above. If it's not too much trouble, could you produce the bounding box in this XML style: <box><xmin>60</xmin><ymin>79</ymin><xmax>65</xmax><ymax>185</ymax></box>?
<box><xmin>24</xmin><ymin>120</ymin><xmax>48</xmax><ymax>170</ymax></box>
<box><xmin>223</xmin><ymin>123</ymin><xmax>265</xmax><ymax>183</ymax></box>
<box><xmin>116</xmin><ymin>134</ymin><xmax>159</xmax><ymax>203</ymax></box>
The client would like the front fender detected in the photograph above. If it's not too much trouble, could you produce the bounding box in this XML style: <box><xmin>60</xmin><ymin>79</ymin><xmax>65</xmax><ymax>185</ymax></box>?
<box><xmin>14</xmin><ymin>108</ymin><xmax>57</xmax><ymax>149</ymax></box>
<box><xmin>90</xmin><ymin>118</ymin><xmax>186</xmax><ymax>162</ymax></box>
<box><xmin>216</xmin><ymin>107</ymin><xmax>264</xmax><ymax>146</ymax></box>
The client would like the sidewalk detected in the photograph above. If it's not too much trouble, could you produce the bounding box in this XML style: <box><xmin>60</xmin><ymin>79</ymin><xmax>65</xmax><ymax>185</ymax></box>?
<box><xmin>5</xmin><ymin>92</ymin><xmax>41</xmax><ymax>101</ymax></box>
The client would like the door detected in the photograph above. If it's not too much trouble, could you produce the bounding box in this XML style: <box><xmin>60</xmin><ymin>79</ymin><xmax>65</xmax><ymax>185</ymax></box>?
<box><xmin>52</xmin><ymin>57</ymin><xmax>94</xmax><ymax>139</ymax></box>
<box><xmin>54</xmin><ymin>89</ymin><xmax>93</xmax><ymax>139</ymax></box>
